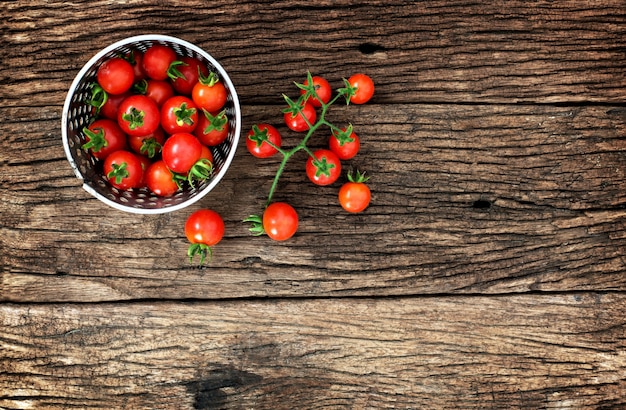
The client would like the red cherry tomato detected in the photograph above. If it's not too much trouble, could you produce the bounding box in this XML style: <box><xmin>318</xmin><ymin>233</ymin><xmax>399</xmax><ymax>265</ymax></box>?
<box><xmin>128</xmin><ymin>127</ymin><xmax>165</xmax><ymax>158</ymax></box>
<box><xmin>125</xmin><ymin>49</ymin><xmax>146</xmax><ymax>82</ymax></box>
<box><xmin>160</xmin><ymin>96</ymin><xmax>198</xmax><ymax>134</ymax></box>
<box><xmin>99</xmin><ymin>91</ymin><xmax>131</xmax><ymax>121</ymax></box>
<box><xmin>161</xmin><ymin>132</ymin><xmax>203</xmax><ymax>174</ymax></box>
<box><xmin>347</xmin><ymin>73</ymin><xmax>375</xmax><ymax>104</ymax></box>
<box><xmin>142</xmin><ymin>44</ymin><xmax>179</xmax><ymax>81</ymax></box>
<box><xmin>185</xmin><ymin>209</ymin><xmax>225</xmax><ymax>264</ymax></box>
<box><xmin>246</xmin><ymin>124</ymin><xmax>282</xmax><ymax>158</ymax></box>
<box><xmin>81</xmin><ymin>118</ymin><xmax>128</xmax><ymax>160</ymax></box>
<box><xmin>117</xmin><ymin>95</ymin><xmax>160</xmax><ymax>137</ymax></box>
<box><xmin>329</xmin><ymin>127</ymin><xmax>360</xmax><ymax>160</ymax></box>
<box><xmin>263</xmin><ymin>202</ymin><xmax>298</xmax><ymax>241</ymax></box>
<box><xmin>195</xmin><ymin>109</ymin><xmax>230</xmax><ymax>146</ymax></box>
<box><xmin>171</xmin><ymin>56</ymin><xmax>209</xmax><ymax>95</ymax></box>
<box><xmin>284</xmin><ymin>102</ymin><xmax>316</xmax><ymax>132</ymax></box>
<box><xmin>300</xmin><ymin>75</ymin><xmax>332</xmax><ymax>107</ymax></box>
<box><xmin>141</xmin><ymin>79</ymin><xmax>174</xmax><ymax>107</ymax></box>
<box><xmin>103</xmin><ymin>150</ymin><xmax>144</xmax><ymax>190</ymax></box>
<box><xmin>338</xmin><ymin>171</ymin><xmax>371</xmax><ymax>213</ymax></box>
<box><xmin>97</xmin><ymin>57</ymin><xmax>135</xmax><ymax>95</ymax></box>
<box><xmin>146</xmin><ymin>160</ymin><xmax>179</xmax><ymax>197</ymax></box>
<box><xmin>305</xmin><ymin>149</ymin><xmax>341</xmax><ymax>186</ymax></box>
<box><xmin>192</xmin><ymin>72</ymin><xmax>228</xmax><ymax>113</ymax></box>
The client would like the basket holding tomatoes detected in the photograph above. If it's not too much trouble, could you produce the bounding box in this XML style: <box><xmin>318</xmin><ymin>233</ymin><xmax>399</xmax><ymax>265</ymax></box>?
<box><xmin>82</xmin><ymin>43</ymin><xmax>231</xmax><ymax>197</ymax></box>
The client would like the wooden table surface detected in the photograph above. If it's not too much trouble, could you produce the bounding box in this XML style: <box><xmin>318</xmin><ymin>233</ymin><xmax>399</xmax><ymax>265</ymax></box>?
<box><xmin>1</xmin><ymin>1</ymin><xmax>625</xmax><ymax>409</ymax></box>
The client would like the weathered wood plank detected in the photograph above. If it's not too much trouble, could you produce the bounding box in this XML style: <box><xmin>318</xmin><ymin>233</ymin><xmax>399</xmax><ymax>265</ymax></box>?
<box><xmin>2</xmin><ymin>104</ymin><xmax>625</xmax><ymax>302</ymax></box>
<box><xmin>0</xmin><ymin>294</ymin><xmax>624</xmax><ymax>409</ymax></box>
<box><xmin>2</xmin><ymin>0</ymin><xmax>625</xmax><ymax>106</ymax></box>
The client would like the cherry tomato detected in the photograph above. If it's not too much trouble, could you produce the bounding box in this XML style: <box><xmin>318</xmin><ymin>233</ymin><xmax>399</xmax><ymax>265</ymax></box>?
<box><xmin>140</xmin><ymin>79</ymin><xmax>174</xmax><ymax>107</ymax></box>
<box><xmin>161</xmin><ymin>132</ymin><xmax>203</xmax><ymax>174</ymax></box>
<box><xmin>171</xmin><ymin>56</ymin><xmax>209</xmax><ymax>95</ymax></box>
<box><xmin>263</xmin><ymin>202</ymin><xmax>298</xmax><ymax>241</ymax></box>
<box><xmin>305</xmin><ymin>149</ymin><xmax>341</xmax><ymax>186</ymax></box>
<box><xmin>161</xmin><ymin>96</ymin><xmax>198</xmax><ymax>134</ymax></box>
<box><xmin>128</xmin><ymin>127</ymin><xmax>165</xmax><ymax>158</ymax></box>
<box><xmin>195</xmin><ymin>109</ymin><xmax>230</xmax><ymax>146</ymax></box>
<box><xmin>97</xmin><ymin>57</ymin><xmax>135</xmax><ymax>95</ymax></box>
<box><xmin>142</xmin><ymin>44</ymin><xmax>180</xmax><ymax>81</ymax></box>
<box><xmin>136</xmin><ymin>155</ymin><xmax>152</xmax><ymax>189</ymax></box>
<box><xmin>125</xmin><ymin>49</ymin><xmax>146</xmax><ymax>82</ymax></box>
<box><xmin>117</xmin><ymin>95</ymin><xmax>160</xmax><ymax>137</ymax></box>
<box><xmin>192</xmin><ymin>72</ymin><xmax>227</xmax><ymax>113</ymax></box>
<box><xmin>103</xmin><ymin>150</ymin><xmax>144</xmax><ymax>190</ymax></box>
<box><xmin>347</xmin><ymin>73</ymin><xmax>375</xmax><ymax>104</ymax></box>
<box><xmin>329</xmin><ymin>127</ymin><xmax>360</xmax><ymax>160</ymax></box>
<box><xmin>246</xmin><ymin>124</ymin><xmax>282</xmax><ymax>158</ymax></box>
<box><xmin>185</xmin><ymin>209</ymin><xmax>225</xmax><ymax>264</ymax></box>
<box><xmin>81</xmin><ymin>118</ymin><xmax>128</xmax><ymax>160</ymax></box>
<box><xmin>284</xmin><ymin>101</ymin><xmax>316</xmax><ymax>132</ymax></box>
<box><xmin>300</xmin><ymin>75</ymin><xmax>331</xmax><ymax>107</ymax></box>
<box><xmin>199</xmin><ymin>144</ymin><xmax>214</xmax><ymax>165</ymax></box>
<box><xmin>146</xmin><ymin>160</ymin><xmax>179</xmax><ymax>197</ymax></box>
<box><xmin>100</xmin><ymin>91</ymin><xmax>131</xmax><ymax>121</ymax></box>
<box><xmin>338</xmin><ymin>171</ymin><xmax>371</xmax><ymax>213</ymax></box>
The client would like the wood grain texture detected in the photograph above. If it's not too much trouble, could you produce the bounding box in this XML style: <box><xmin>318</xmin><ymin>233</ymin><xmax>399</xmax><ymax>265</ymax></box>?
<box><xmin>2</xmin><ymin>104</ymin><xmax>625</xmax><ymax>302</ymax></box>
<box><xmin>1</xmin><ymin>294</ymin><xmax>624</xmax><ymax>409</ymax></box>
<box><xmin>1</xmin><ymin>0</ymin><xmax>625</xmax><ymax>107</ymax></box>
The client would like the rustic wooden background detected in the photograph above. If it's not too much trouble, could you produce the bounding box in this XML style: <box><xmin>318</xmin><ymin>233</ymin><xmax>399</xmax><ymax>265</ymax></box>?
<box><xmin>1</xmin><ymin>1</ymin><xmax>625</xmax><ymax>409</ymax></box>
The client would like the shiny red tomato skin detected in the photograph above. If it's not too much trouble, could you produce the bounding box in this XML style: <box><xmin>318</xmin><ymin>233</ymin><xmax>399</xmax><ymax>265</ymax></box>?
<box><xmin>339</xmin><ymin>181</ymin><xmax>371</xmax><ymax>213</ymax></box>
<box><xmin>246</xmin><ymin>124</ymin><xmax>282</xmax><ymax>158</ymax></box>
<box><xmin>185</xmin><ymin>209</ymin><xmax>225</xmax><ymax>246</ymax></box>
<box><xmin>117</xmin><ymin>95</ymin><xmax>160</xmax><ymax>137</ymax></box>
<box><xmin>348</xmin><ymin>73</ymin><xmax>375</xmax><ymax>104</ymax></box>
<box><xmin>100</xmin><ymin>91</ymin><xmax>131</xmax><ymax>120</ymax></box>
<box><xmin>329</xmin><ymin>128</ymin><xmax>360</xmax><ymax>160</ymax></box>
<box><xmin>172</xmin><ymin>57</ymin><xmax>209</xmax><ymax>95</ymax></box>
<box><xmin>263</xmin><ymin>202</ymin><xmax>298</xmax><ymax>241</ymax></box>
<box><xmin>161</xmin><ymin>132</ymin><xmax>203</xmax><ymax>174</ymax></box>
<box><xmin>305</xmin><ymin>149</ymin><xmax>341</xmax><ymax>186</ymax></box>
<box><xmin>300</xmin><ymin>75</ymin><xmax>332</xmax><ymax>107</ymax></box>
<box><xmin>160</xmin><ymin>96</ymin><xmax>198</xmax><ymax>134</ymax></box>
<box><xmin>192</xmin><ymin>80</ymin><xmax>228</xmax><ymax>113</ymax></box>
<box><xmin>97</xmin><ymin>57</ymin><xmax>135</xmax><ymax>95</ymax></box>
<box><xmin>284</xmin><ymin>102</ymin><xmax>316</xmax><ymax>132</ymax></box>
<box><xmin>128</xmin><ymin>127</ymin><xmax>165</xmax><ymax>158</ymax></box>
<box><xmin>103</xmin><ymin>150</ymin><xmax>144</xmax><ymax>190</ymax></box>
<box><xmin>144</xmin><ymin>80</ymin><xmax>174</xmax><ymax>107</ymax></box>
<box><xmin>83</xmin><ymin>118</ymin><xmax>128</xmax><ymax>160</ymax></box>
<box><xmin>146</xmin><ymin>160</ymin><xmax>179</xmax><ymax>197</ymax></box>
<box><xmin>195</xmin><ymin>112</ymin><xmax>230</xmax><ymax>147</ymax></box>
<box><xmin>142</xmin><ymin>44</ymin><xmax>177</xmax><ymax>81</ymax></box>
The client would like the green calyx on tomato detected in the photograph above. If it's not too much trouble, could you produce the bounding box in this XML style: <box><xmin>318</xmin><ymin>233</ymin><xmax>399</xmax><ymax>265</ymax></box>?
<box><xmin>202</xmin><ymin>109</ymin><xmax>228</xmax><ymax>133</ymax></box>
<box><xmin>331</xmin><ymin>124</ymin><xmax>354</xmax><ymax>145</ymax></box>
<box><xmin>187</xmin><ymin>158</ymin><xmax>214</xmax><ymax>187</ymax></box>
<box><xmin>121</xmin><ymin>107</ymin><xmax>145</xmax><ymax>130</ymax></box>
<box><xmin>81</xmin><ymin>127</ymin><xmax>107</xmax><ymax>152</ymax></box>
<box><xmin>167</xmin><ymin>60</ymin><xmax>187</xmax><ymax>82</ymax></box>
<box><xmin>197</xmin><ymin>71</ymin><xmax>220</xmax><ymax>87</ymax></box>
<box><xmin>174</xmin><ymin>102</ymin><xmax>197</xmax><ymax>127</ymax></box>
<box><xmin>86</xmin><ymin>83</ymin><xmax>108</xmax><ymax>114</ymax></box>
<box><xmin>106</xmin><ymin>162</ymin><xmax>129</xmax><ymax>184</ymax></box>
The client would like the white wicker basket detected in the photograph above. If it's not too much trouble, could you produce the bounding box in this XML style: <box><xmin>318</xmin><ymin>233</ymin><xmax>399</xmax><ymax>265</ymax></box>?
<box><xmin>62</xmin><ymin>35</ymin><xmax>241</xmax><ymax>214</ymax></box>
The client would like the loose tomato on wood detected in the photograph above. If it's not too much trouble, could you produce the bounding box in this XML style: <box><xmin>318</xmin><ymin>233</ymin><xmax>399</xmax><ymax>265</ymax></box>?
<box><xmin>338</xmin><ymin>171</ymin><xmax>371</xmax><ymax>213</ymax></box>
<box><xmin>117</xmin><ymin>95</ymin><xmax>160</xmax><ymax>137</ymax></box>
<box><xmin>185</xmin><ymin>209</ymin><xmax>225</xmax><ymax>264</ymax></box>
<box><xmin>246</xmin><ymin>123</ymin><xmax>282</xmax><ymax>158</ymax></box>
<box><xmin>305</xmin><ymin>149</ymin><xmax>341</xmax><ymax>186</ymax></box>
<box><xmin>263</xmin><ymin>202</ymin><xmax>298</xmax><ymax>241</ymax></box>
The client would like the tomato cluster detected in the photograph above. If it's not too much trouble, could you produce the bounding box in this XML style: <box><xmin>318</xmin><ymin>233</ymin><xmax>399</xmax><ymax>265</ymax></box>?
<box><xmin>83</xmin><ymin>44</ymin><xmax>231</xmax><ymax>197</ymax></box>
<box><xmin>244</xmin><ymin>72</ymin><xmax>374</xmax><ymax>241</ymax></box>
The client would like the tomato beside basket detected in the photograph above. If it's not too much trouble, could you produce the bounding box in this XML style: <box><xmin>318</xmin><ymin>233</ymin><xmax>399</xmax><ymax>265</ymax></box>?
<box><xmin>62</xmin><ymin>35</ymin><xmax>241</xmax><ymax>214</ymax></box>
